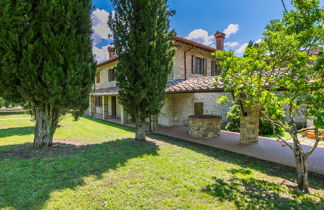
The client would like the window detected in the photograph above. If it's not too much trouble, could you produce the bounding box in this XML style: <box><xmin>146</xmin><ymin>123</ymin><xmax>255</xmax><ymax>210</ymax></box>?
<box><xmin>108</xmin><ymin>68</ymin><xmax>115</xmax><ymax>81</ymax></box>
<box><xmin>192</xmin><ymin>56</ymin><xmax>207</xmax><ymax>75</ymax></box>
<box><xmin>96</xmin><ymin>72</ymin><xmax>100</xmax><ymax>83</ymax></box>
<box><xmin>194</xmin><ymin>102</ymin><xmax>204</xmax><ymax>116</ymax></box>
<box><xmin>211</xmin><ymin>60</ymin><xmax>221</xmax><ymax>76</ymax></box>
<box><xmin>95</xmin><ymin>96</ymin><xmax>102</xmax><ymax>106</ymax></box>
<box><xmin>196</xmin><ymin>57</ymin><xmax>203</xmax><ymax>74</ymax></box>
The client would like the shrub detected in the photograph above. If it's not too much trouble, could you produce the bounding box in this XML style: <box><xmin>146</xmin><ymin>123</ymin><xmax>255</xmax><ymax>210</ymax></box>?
<box><xmin>225</xmin><ymin>101</ymin><xmax>282</xmax><ymax>136</ymax></box>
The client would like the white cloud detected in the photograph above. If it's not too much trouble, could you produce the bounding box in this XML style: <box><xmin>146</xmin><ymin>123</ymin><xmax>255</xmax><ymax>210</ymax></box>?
<box><xmin>93</xmin><ymin>45</ymin><xmax>109</xmax><ymax>63</ymax></box>
<box><xmin>223</xmin><ymin>24</ymin><xmax>239</xmax><ymax>38</ymax></box>
<box><xmin>92</xmin><ymin>9</ymin><xmax>112</xmax><ymax>45</ymax></box>
<box><xmin>255</xmin><ymin>38</ymin><xmax>262</xmax><ymax>44</ymax></box>
<box><xmin>185</xmin><ymin>29</ymin><xmax>215</xmax><ymax>47</ymax></box>
<box><xmin>235</xmin><ymin>43</ymin><xmax>248</xmax><ymax>54</ymax></box>
<box><xmin>224</xmin><ymin>41</ymin><xmax>239</xmax><ymax>47</ymax></box>
<box><xmin>91</xmin><ymin>9</ymin><xmax>113</xmax><ymax>62</ymax></box>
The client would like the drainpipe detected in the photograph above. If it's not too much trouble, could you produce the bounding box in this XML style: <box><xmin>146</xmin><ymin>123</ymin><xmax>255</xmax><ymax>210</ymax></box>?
<box><xmin>231</xmin><ymin>91</ymin><xmax>247</xmax><ymax>116</ymax></box>
<box><xmin>184</xmin><ymin>46</ymin><xmax>194</xmax><ymax>80</ymax></box>
<box><xmin>239</xmin><ymin>100</ymin><xmax>248</xmax><ymax>116</ymax></box>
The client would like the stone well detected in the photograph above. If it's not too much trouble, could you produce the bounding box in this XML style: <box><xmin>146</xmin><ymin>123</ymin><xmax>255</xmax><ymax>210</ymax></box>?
<box><xmin>188</xmin><ymin>115</ymin><xmax>222</xmax><ymax>138</ymax></box>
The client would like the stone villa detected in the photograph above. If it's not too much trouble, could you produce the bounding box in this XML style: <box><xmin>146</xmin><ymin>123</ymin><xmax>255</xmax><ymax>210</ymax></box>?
<box><xmin>87</xmin><ymin>32</ymin><xmax>234</xmax><ymax>127</ymax></box>
<box><xmin>86</xmin><ymin>32</ymin><xmax>312</xmax><ymax>143</ymax></box>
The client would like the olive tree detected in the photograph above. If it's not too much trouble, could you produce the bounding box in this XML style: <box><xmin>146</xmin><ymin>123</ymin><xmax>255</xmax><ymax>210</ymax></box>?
<box><xmin>213</xmin><ymin>0</ymin><xmax>323</xmax><ymax>192</ymax></box>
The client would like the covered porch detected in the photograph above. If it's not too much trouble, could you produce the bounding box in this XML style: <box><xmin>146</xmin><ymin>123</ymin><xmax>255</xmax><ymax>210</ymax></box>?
<box><xmin>89</xmin><ymin>87</ymin><xmax>129</xmax><ymax>124</ymax></box>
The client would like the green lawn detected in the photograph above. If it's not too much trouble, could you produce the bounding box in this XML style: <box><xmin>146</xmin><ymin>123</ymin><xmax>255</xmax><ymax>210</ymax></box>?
<box><xmin>0</xmin><ymin>112</ymin><xmax>323</xmax><ymax>209</ymax></box>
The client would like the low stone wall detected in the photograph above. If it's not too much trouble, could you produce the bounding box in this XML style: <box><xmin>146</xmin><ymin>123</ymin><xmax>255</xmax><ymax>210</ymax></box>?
<box><xmin>188</xmin><ymin>115</ymin><xmax>222</xmax><ymax>138</ymax></box>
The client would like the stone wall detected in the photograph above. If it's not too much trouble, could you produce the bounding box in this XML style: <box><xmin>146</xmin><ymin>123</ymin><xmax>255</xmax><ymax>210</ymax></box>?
<box><xmin>158</xmin><ymin>92</ymin><xmax>232</xmax><ymax>127</ymax></box>
<box><xmin>158</xmin><ymin>93</ymin><xmax>195</xmax><ymax>126</ymax></box>
<box><xmin>239</xmin><ymin>105</ymin><xmax>260</xmax><ymax>144</ymax></box>
<box><xmin>194</xmin><ymin>92</ymin><xmax>233</xmax><ymax>127</ymax></box>
<box><xmin>188</xmin><ymin>115</ymin><xmax>222</xmax><ymax>138</ymax></box>
<box><xmin>171</xmin><ymin>43</ymin><xmax>216</xmax><ymax>80</ymax></box>
<box><xmin>275</xmin><ymin>91</ymin><xmax>307</xmax><ymax>128</ymax></box>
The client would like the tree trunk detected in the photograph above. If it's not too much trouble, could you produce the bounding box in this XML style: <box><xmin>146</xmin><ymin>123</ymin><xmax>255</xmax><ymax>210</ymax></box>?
<box><xmin>33</xmin><ymin>105</ymin><xmax>58</xmax><ymax>149</ymax></box>
<box><xmin>135</xmin><ymin>115</ymin><xmax>146</xmax><ymax>141</ymax></box>
<box><xmin>294</xmin><ymin>151</ymin><xmax>310</xmax><ymax>193</ymax></box>
<box><xmin>290</xmin><ymin>130</ymin><xmax>310</xmax><ymax>193</ymax></box>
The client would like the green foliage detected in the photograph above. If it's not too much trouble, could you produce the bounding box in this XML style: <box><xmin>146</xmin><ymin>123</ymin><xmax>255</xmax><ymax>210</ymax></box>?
<box><xmin>225</xmin><ymin>101</ymin><xmax>283</xmax><ymax>135</ymax></box>
<box><xmin>212</xmin><ymin>0</ymin><xmax>323</xmax><ymax>192</ymax></box>
<box><xmin>224</xmin><ymin>103</ymin><xmax>240</xmax><ymax>132</ymax></box>
<box><xmin>108</xmin><ymin>0</ymin><xmax>176</xmax><ymax>125</ymax></box>
<box><xmin>0</xmin><ymin>0</ymin><xmax>96</xmax><ymax>118</ymax></box>
<box><xmin>212</xmin><ymin>0</ymin><xmax>323</xmax><ymax>130</ymax></box>
<box><xmin>259</xmin><ymin>120</ymin><xmax>282</xmax><ymax>136</ymax></box>
<box><xmin>0</xmin><ymin>97</ymin><xmax>16</xmax><ymax>108</ymax></box>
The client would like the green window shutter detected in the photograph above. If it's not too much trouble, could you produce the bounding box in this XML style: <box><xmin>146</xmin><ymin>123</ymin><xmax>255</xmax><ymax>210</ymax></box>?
<box><xmin>194</xmin><ymin>102</ymin><xmax>204</xmax><ymax>115</ymax></box>
<box><xmin>192</xmin><ymin>55</ymin><xmax>196</xmax><ymax>74</ymax></box>
<box><xmin>203</xmin><ymin>59</ymin><xmax>207</xmax><ymax>75</ymax></box>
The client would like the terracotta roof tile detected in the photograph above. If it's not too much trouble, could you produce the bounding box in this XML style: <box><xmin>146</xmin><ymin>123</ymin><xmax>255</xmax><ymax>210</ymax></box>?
<box><xmin>171</xmin><ymin>36</ymin><xmax>216</xmax><ymax>52</ymax></box>
<box><xmin>96</xmin><ymin>57</ymin><xmax>118</xmax><ymax>68</ymax></box>
<box><xmin>92</xmin><ymin>87</ymin><xmax>119</xmax><ymax>96</ymax></box>
<box><xmin>92</xmin><ymin>77</ymin><xmax>224</xmax><ymax>95</ymax></box>
<box><xmin>166</xmin><ymin>76</ymin><xmax>224</xmax><ymax>93</ymax></box>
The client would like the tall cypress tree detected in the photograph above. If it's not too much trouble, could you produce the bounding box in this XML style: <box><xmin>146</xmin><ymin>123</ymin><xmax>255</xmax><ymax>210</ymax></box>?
<box><xmin>108</xmin><ymin>0</ymin><xmax>175</xmax><ymax>140</ymax></box>
<box><xmin>0</xmin><ymin>0</ymin><xmax>96</xmax><ymax>148</ymax></box>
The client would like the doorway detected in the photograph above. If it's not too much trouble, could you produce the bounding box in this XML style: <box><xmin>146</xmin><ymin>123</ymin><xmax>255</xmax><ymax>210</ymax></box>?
<box><xmin>111</xmin><ymin>96</ymin><xmax>117</xmax><ymax>118</ymax></box>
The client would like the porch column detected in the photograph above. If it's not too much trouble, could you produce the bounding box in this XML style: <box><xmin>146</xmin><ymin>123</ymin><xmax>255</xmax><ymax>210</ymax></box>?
<box><xmin>120</xmin><ymin>105</ymin><xmax>128</xmax><ymax>125</ymax></box>
<box><xmin>89</xmin><ymin>95</ymin><xmax>92</xmax><ymax>116</ymax></box>
<box><xmin>89</xmin><ymin>95</ymin><xmax>96</xmax><ymax>116</ymax></box>
<box><xmin>150</xmin><ymin>115</ymin><xmax>158</xmax><ymax>131</ymax></box>
<box><xmin>103</xmin><ymin>96</ymin><xmax>108</xmax><ymax>120</ymax></box>
<box><xmin>101</xmin><ymin>96</ymin><xmax>105</xmax><ymax>119</ymax></box>
<box><xmin>239</xmin><ymin>103</ymin><xmax>260</xmax><ymax>144</ymax></box>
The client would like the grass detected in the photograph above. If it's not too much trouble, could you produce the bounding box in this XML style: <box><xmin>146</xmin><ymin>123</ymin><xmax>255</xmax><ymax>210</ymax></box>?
<box><xmin>0</xmin><ymin>112</ymin><xmax>323</xmax><ymax>209</ymax></box>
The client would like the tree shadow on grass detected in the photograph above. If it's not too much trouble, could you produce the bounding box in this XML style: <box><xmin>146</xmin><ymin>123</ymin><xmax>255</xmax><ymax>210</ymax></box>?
<box><xmin>0</xmin><ymin>139</ymin><xmax>159</xmax><ymax>210</ymax></box>
<box><xmin>147</xmin><ymin>133</ymin><xmax>324</xmax><ymax>191</ymax></box>
<box><xmin>0</xmin><ymin>111</ymin><xmax>27</xmax><ymax>116</ymax></box>
<box><xmin>82</xmin><ymin>115</ymin><xmax>135</xmax><ymax>132</ymax></box>
<box><xmin>77</xmin><ymin>118</ymin><xmax>324</xmax><ymax>192</ymax></box>
<box><xmin>202</xmin><ymin>168</ymin><xmax>324</xmax><ymax>209</ymax></box>
<box><xmin>0</xmin><ymin>126</ymin><xmax>34</xmax><ymax>138</ymax></box>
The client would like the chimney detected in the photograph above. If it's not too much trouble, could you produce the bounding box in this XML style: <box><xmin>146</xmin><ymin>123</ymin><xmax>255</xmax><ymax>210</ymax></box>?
<box><xmin>214</xmin><ymin>32</ymin><xmax>225</xmax><ymax>51</ymax></box>
<box><xmin>108</xmin><ymin>45</ymin><xmax>116</xmax><ymax>59</ymax></box>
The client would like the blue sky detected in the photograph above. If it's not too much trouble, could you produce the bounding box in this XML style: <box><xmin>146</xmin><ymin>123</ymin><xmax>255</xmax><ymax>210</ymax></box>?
<box><xmin>91</xmin><ymin>0</ymin><xmax>296</xmax><ymax>62</ymax></box>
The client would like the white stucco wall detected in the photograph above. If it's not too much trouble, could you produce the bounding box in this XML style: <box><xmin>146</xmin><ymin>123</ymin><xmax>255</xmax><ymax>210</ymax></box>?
<box><xmin>95</xmin><ymin>68</ymin><xmax>117</xmax><ymax>89</ymax></box>
<box><xmin>96</xmin><ymin>106</ymin><xmax>102</xmax><ymax>114</ymax></box>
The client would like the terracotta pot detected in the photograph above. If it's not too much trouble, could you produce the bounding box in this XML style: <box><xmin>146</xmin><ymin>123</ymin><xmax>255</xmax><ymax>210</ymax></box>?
<box><xmin>302</xmin><ymin>131</ymin><xmax>308</xmax><ymax>137</ymax></box>
<box><xmin>307</xmin><ymin>132</ymin><xmax>316</xmax><ymax>138</ymax></box>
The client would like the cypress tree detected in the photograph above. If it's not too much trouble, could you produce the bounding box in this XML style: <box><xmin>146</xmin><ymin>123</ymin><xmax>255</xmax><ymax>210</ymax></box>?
<box><xmin>108</xmin><ymin>0</ymin><xmax>175</xmax><ymax>141</ymax></box>
<box><xmin>0</xmin><ymin>0</ymin><xmax>96</xmax><ymax>148</ymax></box>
